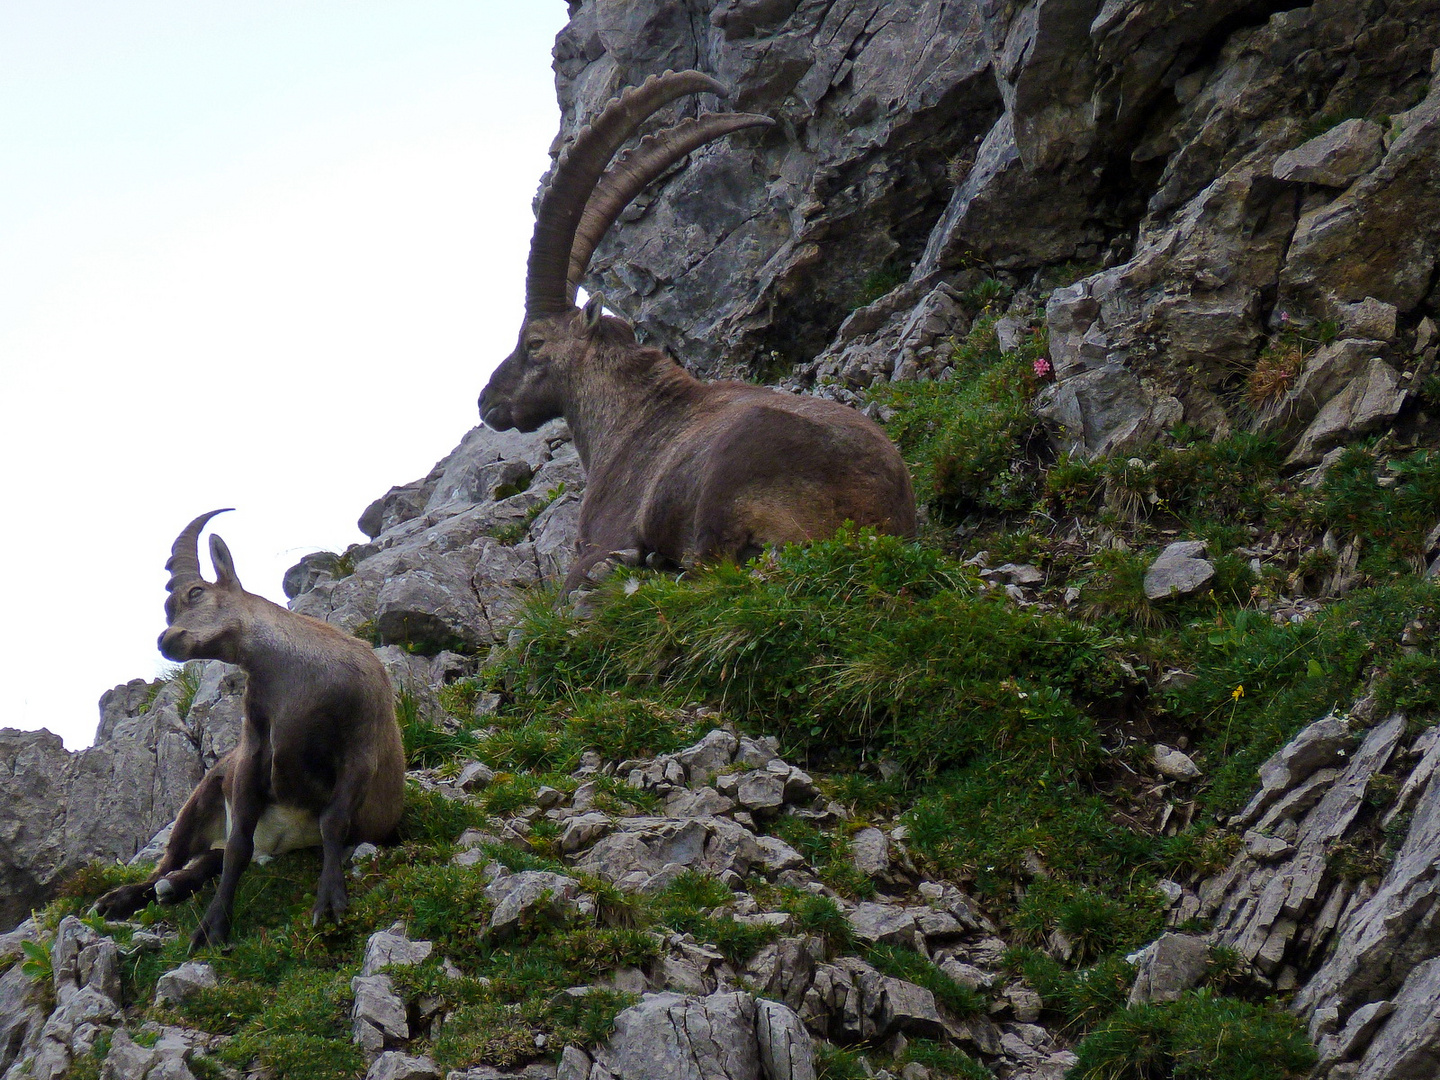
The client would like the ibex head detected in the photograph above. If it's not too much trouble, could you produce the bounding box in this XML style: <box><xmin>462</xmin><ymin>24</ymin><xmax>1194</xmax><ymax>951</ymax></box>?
<box><xmin>478</xmin><ymin>70</ymin><xmax>773</xmax><ymax>434</ymax></box>
<box><xmin>158</xmin><ymin>508</ymin><xmax>244</xmax><ymax>663</ymax></box>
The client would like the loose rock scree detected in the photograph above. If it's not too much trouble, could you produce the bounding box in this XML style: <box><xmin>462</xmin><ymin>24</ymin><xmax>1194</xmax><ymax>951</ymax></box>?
<box><xmin>95</xmin><ymin>510</ymin><xmax>406</xmax><ymax>950</ymax></box>
<box><xmin>477</xmin><ymin>70</ymin><xmax>917</xmax><ymax>590</ymax></box>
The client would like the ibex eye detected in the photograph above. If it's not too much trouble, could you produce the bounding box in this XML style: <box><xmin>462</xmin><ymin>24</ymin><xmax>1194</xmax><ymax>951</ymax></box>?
<box><xmin>187</xmin><ymin>586</ymin><xmax>205</xmax><ymax>602</ymax></box>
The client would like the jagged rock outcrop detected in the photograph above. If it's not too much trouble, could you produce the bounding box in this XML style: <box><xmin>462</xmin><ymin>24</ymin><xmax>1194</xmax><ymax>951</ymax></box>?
<box><xmin>289</xmin><ymin>421</ymin><xmax>583</xmax><ymax>650</ymax></box>
<box><xmin>548</xmin><ymin>0</ymin><xmax>1438</xmax><ymax>458</ymax></box>
<box><xmin>1189</xmin><ymin>704</ymin><xmax>1440</xmax><ymax>1080</ymax></box>
<box><xmin>0</xmin><ymin>663</ymin><xmax>242</xmax><ymax>929</ymax></box>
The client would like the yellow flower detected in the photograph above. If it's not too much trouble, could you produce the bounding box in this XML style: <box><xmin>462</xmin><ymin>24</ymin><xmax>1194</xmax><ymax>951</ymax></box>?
<box><xmin>1232</xmin><ymin>685</ymin><xmax>1245</xmax><ymax>701</ymax></box>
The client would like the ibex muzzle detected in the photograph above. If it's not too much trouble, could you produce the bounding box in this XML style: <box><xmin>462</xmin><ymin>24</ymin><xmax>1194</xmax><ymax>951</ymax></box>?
<box><xmin>97</xmin><ymin>510</ymin><xmax>406</xmax><ymax>951</ymax></box>
<box><xmin>478</xmin><ymin>71</ymin><xmax>916</xmax><ymax>589</ymax></box>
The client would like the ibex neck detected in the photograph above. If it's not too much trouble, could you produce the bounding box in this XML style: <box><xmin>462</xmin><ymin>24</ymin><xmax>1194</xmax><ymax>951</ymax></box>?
<box><xmin>563</xmin><ymin>349</ymin><xmax>701</xmax><ymax>473</ymax></box>
<box><xmin>236</xmin><ymin>604</ymin><xmax>319</xmax><ymax>685</ymax></box>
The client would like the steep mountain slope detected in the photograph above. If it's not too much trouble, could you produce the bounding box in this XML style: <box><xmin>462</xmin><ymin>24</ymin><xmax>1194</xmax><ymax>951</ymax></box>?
<box><xmin>4</xmin><ymin>3</ymin><xmax>1440</xmax><ymax>1079</ymax></box>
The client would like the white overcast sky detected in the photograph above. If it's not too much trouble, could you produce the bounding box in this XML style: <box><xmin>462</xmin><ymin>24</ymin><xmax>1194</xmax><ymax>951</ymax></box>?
<box><xmin>0</xmin><ymin>3</ymin><xmax>570</xmax><ymax>747</ymax></box>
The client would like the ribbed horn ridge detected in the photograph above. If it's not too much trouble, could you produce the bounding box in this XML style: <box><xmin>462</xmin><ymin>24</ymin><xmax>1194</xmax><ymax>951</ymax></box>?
<box><xmin>165</xmin><ymin>509</ymin><xmax>234</xmax><ymax>592</ymax></box>
<box><xmin>525</xmin><ymin>69</ymin><xmax>730</xmax><ymax>314</ymax></box>
<box><xmin>566</xmin><ymin>111</ymin><xmax>775</xmax><ymax>303</ymax></box>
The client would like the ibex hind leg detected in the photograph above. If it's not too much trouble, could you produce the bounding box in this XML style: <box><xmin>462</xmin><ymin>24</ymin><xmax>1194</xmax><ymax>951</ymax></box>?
<box><xmin>94</xmin><ymin>761</ymin><xmax>229</xmax><ymax>919</ymax></box>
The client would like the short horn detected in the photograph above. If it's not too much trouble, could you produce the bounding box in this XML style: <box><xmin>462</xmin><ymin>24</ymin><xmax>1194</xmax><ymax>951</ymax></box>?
<box><xmin>526</xmin><ymin>69</ymin><xmax>730</xmax><ymax>315</ymax></box>
<box><xmin>567</xmin><ymin>111</ymin><xmax>775</xmax><ymax>303</ymax></box>
<box><xmin>165</xmin><ymin>509</ymin><xmax>234</xmax><ymax>592</ymax></box>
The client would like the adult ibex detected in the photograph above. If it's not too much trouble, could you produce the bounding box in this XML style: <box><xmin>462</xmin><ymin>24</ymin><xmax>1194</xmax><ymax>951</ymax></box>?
<box><xmin>478</xmin><ymin>70</ymin><xmax>916</xmax><ymax>590</ymax></box>
<box><xmin>96</xmin><ymin>510</ymin><xmax>405</xmax><ymax>950</ymax></box>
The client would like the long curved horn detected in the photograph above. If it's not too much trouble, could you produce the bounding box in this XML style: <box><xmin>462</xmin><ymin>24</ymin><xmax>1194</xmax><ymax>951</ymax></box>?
<box><xmin>165</xmin><ymin>509</ymin><xmax>233</xmax><ymax>591</ymax></box>
<box><xmin>526</xmin><ymin>69</ymin><xmax>729</xmax><ymax>314</ymax></box>
<box><xmin>567</xmin><ymin>111</ymin><xmax>775</xmax><ymax>303</ymax></box>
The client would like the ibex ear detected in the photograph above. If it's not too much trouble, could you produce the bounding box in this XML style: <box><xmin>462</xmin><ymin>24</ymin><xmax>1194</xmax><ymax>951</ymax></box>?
<box><xmin>209</xmin><ymin>535</ymin><xmax>242</xmax><ymax>589</ymax></box>
<box><xmin>583</xmin><ymin>293</ymin><xmax>606</xmax><ymax>333</ymax></box>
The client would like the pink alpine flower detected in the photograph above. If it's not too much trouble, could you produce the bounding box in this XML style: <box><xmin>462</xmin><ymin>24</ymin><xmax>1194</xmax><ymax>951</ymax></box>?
<box><xmin>1033</xmin><ymin>356</ymin><xmax>1053</xmax><ymax>379</ymax></box>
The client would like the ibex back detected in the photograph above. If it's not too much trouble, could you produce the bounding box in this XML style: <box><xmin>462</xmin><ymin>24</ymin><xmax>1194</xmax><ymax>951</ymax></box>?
<box><xmin>478</xmin><ymin>71</ymin><xmax>915</xmax><ymax>589</ymax></box>
<box><xmin>97</xmin><ymin>511</ymin><xmax>405</xmax><ymax>950</ymax></box>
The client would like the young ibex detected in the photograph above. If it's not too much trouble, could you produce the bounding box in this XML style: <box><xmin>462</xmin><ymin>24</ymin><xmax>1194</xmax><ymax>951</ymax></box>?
<box><xmin>96</xmin><ymin>510</ymin><xmax>405</xmax><ymax>950</ymax></box>
<box><xmin>478</xmin><ymin>70</ymin><xmax>916</xmax><ymax>590</ymax></box>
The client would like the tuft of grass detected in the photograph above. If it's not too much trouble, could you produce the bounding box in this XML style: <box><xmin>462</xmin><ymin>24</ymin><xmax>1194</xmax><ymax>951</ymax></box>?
<box><xmin>1246</xmin><ymin>338</ymin><xmax>1307</xmax><ymax>407</ymax></box>
<box><xmin>903</xmin><ymin>1039</ymin><xmax>995</xmax><ymax>1079</ymax></box>
<box><xmin>1166</xmin><ymin>579</ymin><xmax>1437</xmax><ymax>814</ymax></box>
<box><xmin>1081</xmin><ymin>548</ymin><xmax>1169</xmax><ymax>629</ymax></box>
<box><xmin>1070</xmin><ymin>989</ymin><xmax>1316</xmax><ymax>1080</ymax></box>
<box><xmin>148</xmin><ymin>662</ymin><xmax>206</xmax><ymax>718</ymax></box>
<box><xmin>1011</xmin><ymin>880</ymin><xmax>1165</xmax><ymax>964</ymax></box>
<box><xmin>1008</xmin><ymin>949</ymin><xmax>1134</xmax><ymax>1031</ymax></box>
<box><xmin>491</xmin><ymin>482</ymin><xmax>566</xmax><ymax>545</ymax></box>
<box><xmin>650</xmin><ymin>872</ymin><xmax>780</xmax><ymax>965</ymax></box>
<box><xmin>771</xmin><ymin>818</ymin><xmax>876</xmax><ymax>900</ymax></box>
<box><xmin>854</xmin><ymin>263</ymin><xmax>909</xmax><ymax>308</ymax></box>
<box><xmin>397</xmin><ymin>687</ymin><xmax>479</xmax><ymax>768</ymax></box>
<box><xmin>1309</xmin><ymin>448</ymin><xmax>1440</xmax><ymax>570</ymax></box>
<box><xmin>873</xmin><ymin>316</ymin><xmax>1046</xmax><ymax>519</ymax></box>
<box><xmin>397</xmin><ymin>781</ymin><xmax>489</xmax><ymax>844</ymax></box>
<box><xmin>776</xmin><ymin>891</ymin><xmax>856</xmax><ymax>954</ymax></box>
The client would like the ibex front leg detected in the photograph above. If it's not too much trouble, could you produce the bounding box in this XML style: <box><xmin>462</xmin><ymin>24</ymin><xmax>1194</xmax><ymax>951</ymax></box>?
<box><xmin>191</xmin><ymin>734</ymin><xmax>268</xmax><ymax>952</ymax></box>
<box><xmin>95</xmin><ymin>762</ymin><xmax>227</xmax><ymax>919</ymax></box>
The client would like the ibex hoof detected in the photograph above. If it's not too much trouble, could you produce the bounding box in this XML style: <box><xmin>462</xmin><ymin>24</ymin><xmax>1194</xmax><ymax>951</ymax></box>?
<box><xmin>189</xmin><ymin>919</ymin><xmax>230</xmax><ymax>954</ymax></box>
<box><xmin>154</xmin><ymin>878</ymin><xmax>177</xmax><ymax>903</ymax></box>
<box><xmin>93</xmin><ymin>882</ymin><xmax>156</xmax><ymax>920</ymax></box>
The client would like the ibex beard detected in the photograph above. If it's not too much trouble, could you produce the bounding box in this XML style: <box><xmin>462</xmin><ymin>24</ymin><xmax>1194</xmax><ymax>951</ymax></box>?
<box><xmin>96</xmin><ymin>510</ymin><xmax>406</xmax><ymax>951</ymax></box>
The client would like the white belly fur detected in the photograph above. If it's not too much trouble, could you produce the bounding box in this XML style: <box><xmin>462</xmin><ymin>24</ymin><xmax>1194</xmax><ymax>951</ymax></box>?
<box><xmin>218</xmin><ymin>802</ymin><xmax>324</xmax><ymax>862</ymax></box>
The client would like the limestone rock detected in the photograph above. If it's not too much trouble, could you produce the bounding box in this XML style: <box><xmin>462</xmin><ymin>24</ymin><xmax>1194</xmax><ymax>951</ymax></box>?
<box><xmin>362</xmin><ymin>927</ymin><xmax>434</xmax><ymax>977</ymax></box>
<box><xmin>1127</xmin><ymin>933</ymin><xmax>1210</xmax><ymax>1006</ymax></box>
<box><xmin>1144</xmin><ymin>542</ymin><xmax>1215</xmax><ymax>601</ymax></box>
<box><xmin>756</xmin><ymin>998</ymin><xmax>816</xmax><ymax>1080</ymax></box>
<box><xmin>850</xmin><ymin>827</ymin><xmax>891</xmax><ymax>877</ymax></box>
<box><xmin>847</xmin><ymin>904</ymin><xmax>917</xmax><ymax>947</ymax></box>
<box><xmin>1281</xmin><ymin>81</ymin><xmax>1440</xmax><ymax>315</ymax></box>
<box><xmin>153</xmin><ymin>961</ymin><xmax>217</xmax><ymax>1008</ymax></box>
<box><xmin>676</xmin><ymin>729</ymin><xmax>739</xmax><ymax>786</ymax></box>
<box><xmin>1153</xmin><ymin>744</ymin><xmax>1202</xmax><ymax>781</ymax></box>
<box><xmin>1336</xmin><ymin>297</ymin><xmax>1398</xmax><ymax>342</ymax></box>
<box><xmin>1235</xmin><ymin>713</ymin><xmax>1352</xmax><ymax>826</ymax></box>
<box><xmin>1272</xmin><ymin>119</ymin><xmax>1385</xmax><ymax>188</ymax></box>
<box><xmin>1206</xmin><ymin>713</ymin><xmax>1406</xmax><ymax>973</ymax></box>
<box><xmin>1</xmin><ymin>662</ymin><xmax>244</xmax><ymax>929</ymax></box>
<box><xmin>1250</xmin><ymin>339</ymin><xmax>1381</xmax><ymax>444</ymax></box>
<box><xmin>596</xmin><ymin>991</ymin><xmax>761</xmax><ymax>1080</ymax></box>
<box><xmin>486</xmin><ymin>870</ymin><xmax>581</xmax><ymax>937</ymax></box>
<box><xmin>367</xmin><ymin>1052</ymin><xmax>442</xmax><ymax>1080</ymax></box>
<box><xmin>1285</xmin><ymin>359</ymin><xmax>1407</xmax><ymax>467</ymax></box>
<box><xmin>352</xmin><ymin>973</ymin><xmax>409</xmax><ymax>1052</ymax></box>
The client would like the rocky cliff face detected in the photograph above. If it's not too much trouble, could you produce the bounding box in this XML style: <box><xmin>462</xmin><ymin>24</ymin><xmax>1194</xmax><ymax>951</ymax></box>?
<box><xmin>4</xmin><ymin>3</ymin><xmax>1440</xmax><ymax>1079</ymax></box>
<box><xmin>559</xmin><ymin>0</ymin><xmax>1439</xmax><ymax>460</ymax></box>
<box><xmin>0</xmin><ymin>666</ymin><xmax>242</xmax><ymax>931</ymax></box>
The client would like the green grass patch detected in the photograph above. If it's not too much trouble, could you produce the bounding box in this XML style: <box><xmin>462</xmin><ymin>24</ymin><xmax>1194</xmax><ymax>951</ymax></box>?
<box><xmin>1070</xmin><ymin>989</ymin><xmax>1316</xmax><ymax>1080</ymax></box>
<box><xmin>874</xmin><ymin>316</ymin><xmax>1046</xmax><ymax>518</ymax></box>
<box><xmin>498</xmin><ymin>529</ymin><xmax>1127</xmax><ymax>780</ymax></box>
